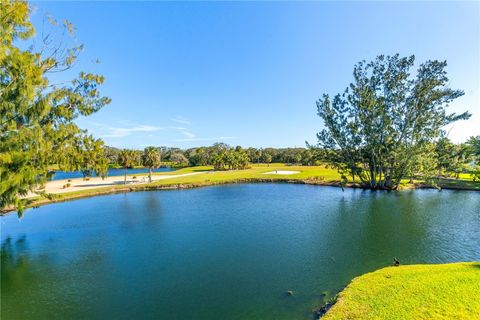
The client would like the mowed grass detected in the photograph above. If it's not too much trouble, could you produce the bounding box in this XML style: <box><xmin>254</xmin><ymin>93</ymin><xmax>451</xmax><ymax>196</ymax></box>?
<box><xmin>323</xmin><ymin>262</ymin><xmax>480</xmax><ymax>320</ymax></box>
<box><xmin>148</xmin><ymin>164</ymin><xmax>479</xmax><ymax>190</ymax></box>
<box><xmin>148</xmin><ymin>163</ymin><xmax>341</xmax><ymax>185</ymax></box>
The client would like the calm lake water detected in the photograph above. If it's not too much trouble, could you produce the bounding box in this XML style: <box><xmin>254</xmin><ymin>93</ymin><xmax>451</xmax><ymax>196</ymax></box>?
<box><xmin>50</xmin><ymin>167</ymin><xmax>175</xmax><ymax>180</ymax></box>
<box><xmin>1</xmin><ymin>184</ymin><xmax>479</xmax><ymax>319</ymax></box>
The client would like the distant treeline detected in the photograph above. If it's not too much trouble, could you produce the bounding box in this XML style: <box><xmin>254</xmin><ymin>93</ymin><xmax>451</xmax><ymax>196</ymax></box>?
<box><xmin>430</xmin><ymin>136</ymin><xmax>480</xmax><ymax>180</ymax></box>
<box><xmin>106</xmin><ymin>136</ymin><xmax>480</xmax><ymax>182</ymax></box>
<box><xmin>105</xmin><ymin>143</ymin><xmax>321</xmax><ymax>168</ymax></box>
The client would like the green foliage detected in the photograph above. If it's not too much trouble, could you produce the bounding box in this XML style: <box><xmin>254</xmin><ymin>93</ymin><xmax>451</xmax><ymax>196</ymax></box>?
<box><xmin>211</xmin><ymin>146</ymin><xmax>250</xmax><ymax>170</ymax></box>
<box><xmin>169</xmin><ymin>152</ymin><xmax>188</xmax><ymax>166</ymax></box>
<box><xmin>406</xmin><ymin>143</ymin><xmax>438</xmax><ymax>184</ymax></box>
<box><xmin>104</xmin><ymin>146</ymin><xmax>122</xmax><ymax>165</ymax></box>
<box><xmin>142</xmin><ymin>146</ymin><xmax>161</xmax><ymax>182</ymax></box>
<box><xmin>118</xmin><ymin>149</ymin><xmax>137</xmax><ymax>184</ymax></box>
<box><xmin>0</xmin><ymin>0</ymin><xmax>110</xmax><ymax>213</ymax></box>
<box><xmin>118</xmin><ymin>149</ymin><xmax>136</xmax><ymax>169</ymax></box>
<box><xmin>434</xmin><ymin>137</ymin><xmax>472</xmax><ymax>179</ymax></box>
<box><xmin>260</xmin><ymin>152</ymin><xmax>272</xmax><ymax>164</ymax></box>
<box><xmin>466</xmin><ymin>136</ymin><xmax>480</xmax><ymax>160</ymax></box>
<box><xmin>187</xmin><ymin>147</ymin><xmax>210</xmax><ymax>166</ymax></box>
<box><xmin>73</xmin><ymin>135</ymin><xmax>108</xmax><ymax>178</ymax></box>
<box><xmin>101</xmin><ymin>144</ymin><xmax>318</xmax><ymax>170</ymax></box>
<box><xmin>316</xmin><ymin>54</ymin><xmax>470</xmax><ymax>190</ymax></box>
<box><xmin>466</xmin><ymin>136</ymin><xmax>480</xmax><ymax>181</ymax></box>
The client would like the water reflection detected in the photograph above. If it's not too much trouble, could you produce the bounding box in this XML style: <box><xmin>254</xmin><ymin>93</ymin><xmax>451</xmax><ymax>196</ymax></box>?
<box><xmin>144</xmin><ymin>191</ymin><xmax>163</xmax><ymax>227</ymax></box>
<box><xmin>1</xmin><ymin>233</ymin><xmax>115</xmax><ymax>319</ymax></box>
<box><xmin>1</xmin><ymin>235</ymin><xmax>31</xmax><ymax>292</ymax></box>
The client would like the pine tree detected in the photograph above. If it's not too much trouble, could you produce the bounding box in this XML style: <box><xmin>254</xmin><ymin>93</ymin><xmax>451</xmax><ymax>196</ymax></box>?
<box><xmin>0</xmin><ymin>0</ymin><xmax>111</xmax><ymax>213</ymax></box>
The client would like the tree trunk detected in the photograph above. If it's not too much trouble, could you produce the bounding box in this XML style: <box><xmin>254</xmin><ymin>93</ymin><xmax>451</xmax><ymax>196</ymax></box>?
<box><xmin>149</xmin><ymin>167</ymin><xmax>152</xmax><ymax>183</ymax></box>
<box><xmin>369</xmin><ymin>165</ymin><xmax>376</xmax><ymax>189</ymax></box>
<box><xmin>124</xmin><ymin>168</ymin><xmax>127</xmax><ymax>185</ymax></box>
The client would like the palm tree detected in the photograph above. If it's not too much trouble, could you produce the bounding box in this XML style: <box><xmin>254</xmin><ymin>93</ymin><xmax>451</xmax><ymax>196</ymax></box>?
<box><xmin>118</xmin><ymin>149</ymin><xmax>136</xmax><ymax>184</ymax></box>
<box><xmin>142</xmin><ymin>146</ymin><xmax>161</xmax><ymax>182</ymax></box>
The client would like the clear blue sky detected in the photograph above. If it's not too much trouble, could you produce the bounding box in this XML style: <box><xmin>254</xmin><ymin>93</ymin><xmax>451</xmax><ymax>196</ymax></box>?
<box><xmin>31</xmin><ymin>1</ymin><xmax>479</xmax><ymax>149</ymax></box>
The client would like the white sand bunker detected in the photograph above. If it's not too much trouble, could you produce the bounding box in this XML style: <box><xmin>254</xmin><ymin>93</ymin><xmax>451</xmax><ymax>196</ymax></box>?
<box><xmin>263</xmin><ymin>170</ymin><xmax>300</xmax><ymax>175</ymax></box>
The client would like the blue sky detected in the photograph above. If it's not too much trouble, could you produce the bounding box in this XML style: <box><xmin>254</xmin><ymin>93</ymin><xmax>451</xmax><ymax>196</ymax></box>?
<box><xmin>31</xmin><ymin>1</ymin><xmax>479</xmax><ymax>149</ymax></box>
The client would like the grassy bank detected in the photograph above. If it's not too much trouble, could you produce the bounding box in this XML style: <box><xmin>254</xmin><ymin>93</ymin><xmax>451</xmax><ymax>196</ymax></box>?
<box><xmin>107</xmin><ymin>164</ymin><xmax>480</xmax><ymax>190</ymax></box>
<box><xmin>4</xmin><ymin>164</ymin><xmax>479</xmax><ymax>214</ymax></box>
<box><xmin>322</xmin><ymin>262</ymin><xmax>480</xmax><ymax>320</ymax></box>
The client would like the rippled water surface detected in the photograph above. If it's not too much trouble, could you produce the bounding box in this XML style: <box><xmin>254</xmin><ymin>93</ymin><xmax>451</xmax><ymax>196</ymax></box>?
<box><xmin>1</xmin><ymin>184</ymin><xmax>479</xmax><ymax>319</ymax></box>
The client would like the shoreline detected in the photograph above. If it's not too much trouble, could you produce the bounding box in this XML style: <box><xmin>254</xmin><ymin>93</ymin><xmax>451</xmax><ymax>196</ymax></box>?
<box><xmin>2</xmin><ymin>176</ymin><xmax>478</xmax><ymax>216</ymax></box>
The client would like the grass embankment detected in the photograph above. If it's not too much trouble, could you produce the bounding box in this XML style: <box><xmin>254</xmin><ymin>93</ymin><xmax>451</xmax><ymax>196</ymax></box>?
<box><xmin>149</xmin><ymin>164</ymin><xmax>342</xmax><ymax>185</ymax></box>
<box><xmin>322</xmin><ymin>262</ymin><xmax>480</xmax><ymax>320</ymax></box>
<box><xmin>434</xmin><ymin>177</ymin><xmax>480</xmax><ymax>191</ymax></box>
<box><xmin>7</xmin><ymin>164</ymin><xmax>479</xmax><ymax>214</ymax></box>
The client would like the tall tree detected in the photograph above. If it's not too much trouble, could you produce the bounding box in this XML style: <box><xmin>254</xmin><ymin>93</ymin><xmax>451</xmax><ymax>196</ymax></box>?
<box><xmin>118</xmin><ymin>149</ymin><xmax>136</xmax><ymax>184</ymax></box>
<box><xmin>405</xmin><ymin>143</ymin><xmax>438</xmax><ymax>184</ymax></box>
<box><xmin>142</xmin><ymin>146</ymin><xmax>161</xmax><ymax>182</ymax></box>
<box><xmin>73</xmin><ymin>135</ymin><xmax>108</xmax><ymax>179</ymax></box>
<box><xmin>466</xmin><ymin>136</ymin><xmax>480</xmax><ymax>181</ymax></box>
<box><xmin>316</xmin><ymin>54</ymin><xmax>470</xmax><ymax>190</ymax></box>
<box><xmin>0</xmin><ymin>0</ymin><xmax>110</xmax><ymax>213</ymax></box>
<box><xmin>187</xmin><ymin>147</ymin><xmax>209</xmax><ymax>166</ymax></box>
<box><xmin>466</xmin><ymin>136</ymin><xmax>480</xmax><ymax>163</ymax></box>
<box><xmin>211</xmin><ymin>151</ymin><xmax>227</xmax><ymax>170</ymax></box>
<box><xmin>434</xmin><ymin>137</ymin><xmax>471</xmax><ymax>178</ymax></box>
<box><xmin>170</xmin><ymin>152</ymin><xmax>188</xmax><ymax>166</ymax></box>
<box><xmin>104</xmin><ymin>146</ymin><xmax>121</xmax><ymax>166</ymax></box>
<box><xmin>260</xmin><ymin>152</ymin><xmax>272</xmax><ymax>165</ymax></box>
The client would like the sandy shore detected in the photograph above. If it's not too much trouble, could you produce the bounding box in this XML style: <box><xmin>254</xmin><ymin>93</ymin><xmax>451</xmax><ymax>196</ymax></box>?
<box><xmin>27</xmin><ymin>172</ymin><xmax>203</xmax><ymax>198</ymax></box>
<box><xmin>263</xmin><ymin>170</ymin><xmax>300</xmax><ymax>175</ymax></box>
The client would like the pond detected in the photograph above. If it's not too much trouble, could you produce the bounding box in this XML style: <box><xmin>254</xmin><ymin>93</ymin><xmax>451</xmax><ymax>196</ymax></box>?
<box><xmin>49</xmin><ymin>167</ymin><xmax>175</xmax><ymax>181</ymax></box>
<box><xmin>1</xmin><ymin>184</ymin><xmax>479</xmax><ymax>319</ymax></box>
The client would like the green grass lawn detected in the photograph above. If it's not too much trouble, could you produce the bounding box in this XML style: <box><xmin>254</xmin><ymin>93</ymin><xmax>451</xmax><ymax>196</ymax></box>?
<box><xmin>148</xmin><ymin>164</ymin><xmax>479</xmax><ymax>190</ymax></box>
<box><xmin>148</xmin><ymin>163</ymin><xmax>341</xmax><ymax>184</ymax></box>
<box><xmin>323</xmin><ymin>262</ymin><xmax>480</xmax><ymax>320</ymax></box>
